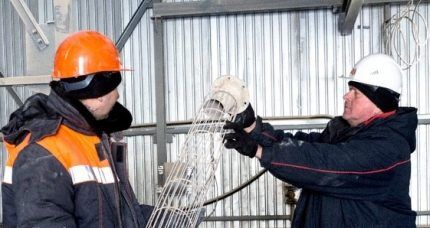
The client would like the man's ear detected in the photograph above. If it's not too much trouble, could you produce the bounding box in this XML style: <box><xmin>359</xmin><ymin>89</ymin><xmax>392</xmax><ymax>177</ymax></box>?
<box><xmin>97</xmin><ymin>97</ymin><xmax>104</xmax><ymax>103</ymax></box>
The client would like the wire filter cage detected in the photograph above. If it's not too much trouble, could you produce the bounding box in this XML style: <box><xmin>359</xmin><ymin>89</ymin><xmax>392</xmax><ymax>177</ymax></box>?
<box><xmin>146</xmin><ymin>76</ymin><xmax>250</xmax><ymax>228</ymax></box>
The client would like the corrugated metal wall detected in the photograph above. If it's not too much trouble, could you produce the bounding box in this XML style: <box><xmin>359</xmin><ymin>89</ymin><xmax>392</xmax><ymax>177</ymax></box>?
<box><xmin>1</xmin><ymin>0</ymin><xmax>429</xmax><ymax>226</ymax></box>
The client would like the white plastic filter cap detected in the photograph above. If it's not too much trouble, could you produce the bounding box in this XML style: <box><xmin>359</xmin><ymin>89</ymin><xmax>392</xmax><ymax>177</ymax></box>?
<box><xmin>348</xmin><ymin>53</ymin><xmax>403</xmax><ymax>94</ymax></box>
<box><xmin>210</xmin><ymin>75</ymin><xmax>250</xmax><ymax>115</ymax></box>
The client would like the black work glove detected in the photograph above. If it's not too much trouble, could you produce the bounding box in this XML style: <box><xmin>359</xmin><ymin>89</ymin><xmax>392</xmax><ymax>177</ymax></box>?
<box><xmin>223</xmin><ymin>121</ymin><xmax>259</xmax><ymax>158</ymax></box>
<box><xmin>233</xmin><ymin>104</ymin><xmax>256</xmax><ymax>129</ymax></box>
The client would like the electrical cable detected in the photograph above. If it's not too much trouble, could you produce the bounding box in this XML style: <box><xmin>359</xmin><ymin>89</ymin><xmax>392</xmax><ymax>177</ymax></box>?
<box><xmin>203</xmin><ymin>168</ymin><xmax>267</xmax><ymax>206</ymax></box>
<box><xmin>383</xmin><ymin>0</ymin><xmax>429</xmax><ymax>70</ymax></box>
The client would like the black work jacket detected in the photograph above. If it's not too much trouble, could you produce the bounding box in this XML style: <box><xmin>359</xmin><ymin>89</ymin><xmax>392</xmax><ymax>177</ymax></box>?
<box><xmin>258</xmin><ymin>108</ymin><xmax>417</xmax><ymax>228</ymax></box>
<box><xmin>1</xmin><ymin>91</ymin><xmax>152</xmax><ymax>228</ymax></box>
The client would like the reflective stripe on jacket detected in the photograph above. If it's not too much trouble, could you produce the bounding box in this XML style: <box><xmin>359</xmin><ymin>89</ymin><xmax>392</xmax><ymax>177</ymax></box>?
<box><xmin>37</xmin><ymin>125</ymin><xmax>115</xmax><ymax>185</ymax></box>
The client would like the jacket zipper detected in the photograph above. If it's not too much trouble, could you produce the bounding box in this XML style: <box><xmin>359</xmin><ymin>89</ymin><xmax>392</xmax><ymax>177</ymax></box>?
<box><xmin>102</xmin><ymin>134</ymin><xmax>139</xmax><ymax>228</ymax></box>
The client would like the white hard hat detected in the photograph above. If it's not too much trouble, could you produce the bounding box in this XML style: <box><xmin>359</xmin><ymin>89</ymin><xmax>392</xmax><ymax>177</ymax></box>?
<box><xmin>348</xmin><ymin>53</ymin><xmax>403</xmax><ymax>94</ymax></box>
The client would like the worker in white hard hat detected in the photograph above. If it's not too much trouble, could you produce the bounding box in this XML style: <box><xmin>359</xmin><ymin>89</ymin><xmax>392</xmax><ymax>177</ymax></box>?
<box><xmin>223</xmin><ymin>53</ymin><xmax>417</xmax><ymax>227</ymax></box>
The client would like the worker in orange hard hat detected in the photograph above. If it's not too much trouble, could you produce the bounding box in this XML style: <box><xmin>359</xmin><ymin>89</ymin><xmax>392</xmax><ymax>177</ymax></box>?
<box><xmin>1</xmin><ymin>30</ymin><xmax>154</xmax><ymax>227</ymax></box>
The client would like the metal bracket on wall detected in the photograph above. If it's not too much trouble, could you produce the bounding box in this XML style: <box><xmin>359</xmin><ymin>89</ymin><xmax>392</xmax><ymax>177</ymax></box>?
<box><xmin>10</xmin><ymin>0</ymin><xmax>50</xmax><ymax>50</ymax></box>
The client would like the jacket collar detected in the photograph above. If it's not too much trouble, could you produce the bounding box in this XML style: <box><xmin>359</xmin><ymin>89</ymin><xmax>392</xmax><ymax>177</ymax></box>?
<box><xmin>47</xmin><ymin>90</ymin><xmax>95</xmax><ymax>135</ymax></box>
<box><xmin>363</xmin><ymin>110</ymin><xmax>396</xmax><ymax>126</ymax></box>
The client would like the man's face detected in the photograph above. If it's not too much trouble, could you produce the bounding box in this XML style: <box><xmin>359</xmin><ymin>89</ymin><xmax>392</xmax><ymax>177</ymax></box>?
<box><xmin>80</xmin><ymin>89</ymin><xmax>119</xmax><ymax>120</ymax></box>
<box><xmin>343</xmin><ymin>86</ymin><xmax>382</xmax><ymax>127</ymax></box>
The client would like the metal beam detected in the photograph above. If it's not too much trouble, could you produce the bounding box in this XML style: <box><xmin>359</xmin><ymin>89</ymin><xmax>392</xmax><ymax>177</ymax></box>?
<box><xmin>418</xmin><ymin>114</ymin><xmax>430</xmax><ymax>125</ymax></box>
<box><xmin>0</xmin><ymin>75</ymin><xmax>51</xmax><ymax>87</ymax></box>
<box><xmin>203</xmin><ymin>210</ymin><xmax>430</xmax><ymax>221</ymax></box>
<box><xmin>363</xmin><ymin>0</ymin><xmax>429</xmax><ymax>4</ymax></box>
<box><xmin>153</xmin><ymin>0</ymin><xmax>344</xmax><ymax>19</ymax></box>
<box><xmin>204</xmin><ymin>215</ymin><xmax>292</xmax><ymax>221</ymax></box>
<box><xmin>417</xmin><ymin>211</ymin><xmax>430</xmax><ymax>216</ymax></box>
<box><xmin>123</xmin><ymin>117</ymin><xmax>332</xmax><ymax>137</ymax></box>
<box><xmin>123</xmin><ymin>113</ymin><xmax>430</xmax><ymax>137</ymax></box>
<box><xmin>0</xmin><ymin>72</ymin><xmax>23</xmax><ymax>106</ymax></box>
<box><xmin>115</xmin><ymin>0</ymin><xmax>153</xmax><ymax>52</ymax></box>
<box><xmin>339</xmin><ymin>0</ymin><xmax>364</xmax><ymax>35</ymax></box>
<box><xmin>3</xmin><ymin>114</ymin><xmax>430</xmax><ymax>141</ymax></box>
<box><xmin>153</xmin><ymin>0</ymin><xmax>429</xmax><ymax>19</ymax></box>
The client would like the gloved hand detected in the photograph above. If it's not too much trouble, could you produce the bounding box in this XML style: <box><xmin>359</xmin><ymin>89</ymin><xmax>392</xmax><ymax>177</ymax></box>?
<box><xmin>223</xmin><ymin>121</ymin><xmax>259</xmax><ymax>158</ymax></box>
<box><xmin>232</xmin><ymin>103</ymin><xmax>256</xmax><ymax>129</ymax></box>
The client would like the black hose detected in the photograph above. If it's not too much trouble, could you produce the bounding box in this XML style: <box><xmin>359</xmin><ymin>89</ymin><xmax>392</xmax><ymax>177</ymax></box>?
<box><xmin>203</xmin><ymin>168</ymin><xmax>267</xmax><ymax>206</ymax></box>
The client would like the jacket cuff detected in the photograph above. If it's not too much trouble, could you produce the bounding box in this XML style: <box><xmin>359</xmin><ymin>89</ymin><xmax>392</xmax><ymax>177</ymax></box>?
<box><xmin>249</xmin><ymin>116</ymin><xmax>263</xmax><ymax>135</ymax></box>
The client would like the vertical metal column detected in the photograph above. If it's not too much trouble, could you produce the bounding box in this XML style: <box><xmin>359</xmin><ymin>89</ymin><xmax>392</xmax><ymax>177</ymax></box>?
<box><xmin>153</xmin><ymin>1</ymin><xmax>168</xmax><ymax>190</ymax></box>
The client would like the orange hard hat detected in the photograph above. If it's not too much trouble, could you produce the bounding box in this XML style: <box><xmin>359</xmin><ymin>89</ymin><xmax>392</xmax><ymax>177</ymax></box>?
<box><xmin>52</xmin><ymin>30</ymin><xmax>127</xmax><ymax>79</ymax></box>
